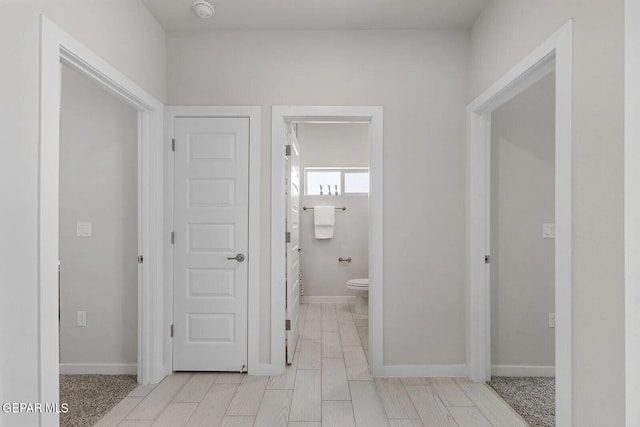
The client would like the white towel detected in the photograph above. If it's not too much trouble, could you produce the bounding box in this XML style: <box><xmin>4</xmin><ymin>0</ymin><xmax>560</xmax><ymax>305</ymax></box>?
<box><xmin>314</xmin><ymin>206</ymin><xmax>335</xmax><ymax>239</ymax></box>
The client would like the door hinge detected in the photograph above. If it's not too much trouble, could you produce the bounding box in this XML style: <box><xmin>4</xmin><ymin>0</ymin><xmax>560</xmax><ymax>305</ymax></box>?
<box><xmin>170</xmin><ymin>324</ymin><xmax>174</xmax><ymax>337</ymax></box>
<box><xmin>285</xmin><ymin>231</ymin><xmax>291</xmax><ymax>243</ymax></box>
<box><xmin>171</xmin><ymin>231</ymin><xmax>175</xmax><ymax>244</ymax></box>
<box><xmin>285</xmin><ymin>144</ymin><xmax>291</xmax><ymax>157</ymax></box>
<box><xmin>285</xmin><ymin>319</ymin><xmax>291</xmax><ymax>331</ymax></box>
<box><xmin>485</xmin><ymin>255</ymin><xmax>490</xmax><ymax>264</ymax></box>
<box><xmin>137</xmin><ymin>255</ymin><xmax>144</xmax><ymax>264</ymax></box>
<box><xmin>171</xmin><ymin>138</ymin><xmax>175</xmax><ymax>152</ymax></box>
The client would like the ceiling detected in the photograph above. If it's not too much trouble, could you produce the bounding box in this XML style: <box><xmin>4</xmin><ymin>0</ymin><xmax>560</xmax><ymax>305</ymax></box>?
<box><xmin>141</xmin><ymin>0</ymin><xmax>489</xmax><ymax>32</ymax></box>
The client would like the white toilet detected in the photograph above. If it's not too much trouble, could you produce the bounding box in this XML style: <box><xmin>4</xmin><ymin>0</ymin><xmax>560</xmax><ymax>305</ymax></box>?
<box><xmin>347</xmin><ymin>278</ymin><xmax>369</xmax><ymax>315</ymax></box>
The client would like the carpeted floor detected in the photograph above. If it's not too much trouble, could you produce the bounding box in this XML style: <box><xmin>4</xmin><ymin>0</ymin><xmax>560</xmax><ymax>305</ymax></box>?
<box><xmin>488</xmin><ymin>376</ymin><xmax>555</xmax><ymax>427</ymax></box>
<box><xmin>60</xmin><ymin>375</ymin><xmax>138</xmax><ymax>427</ymax></box>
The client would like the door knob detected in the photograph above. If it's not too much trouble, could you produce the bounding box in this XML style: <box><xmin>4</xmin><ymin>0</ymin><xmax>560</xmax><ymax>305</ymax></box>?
<box><xmin>227</xmin><ymin>253</ymin><xmax>246</xmax><ymax>262</ymax></box>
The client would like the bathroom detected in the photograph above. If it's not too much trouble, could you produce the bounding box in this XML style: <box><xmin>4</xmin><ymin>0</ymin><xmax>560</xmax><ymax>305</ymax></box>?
<box><xmin>295</xmin><ymin>121</ymin><xmax>370</xmax><ymax>341</ymax></box>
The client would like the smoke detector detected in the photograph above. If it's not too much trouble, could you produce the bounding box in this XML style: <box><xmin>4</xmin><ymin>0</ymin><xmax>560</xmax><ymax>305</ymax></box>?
<box><xmin>193</xmin><ymin>0</ymin><xmax>214</xmax><ymax>19</ymax></box>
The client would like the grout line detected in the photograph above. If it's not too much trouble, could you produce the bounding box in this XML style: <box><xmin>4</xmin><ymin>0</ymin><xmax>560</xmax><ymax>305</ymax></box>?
<box><xmin>399</xmin><ymin>381</ymin><xmax>425</xmax><ymax>424</ymax></box>
<box><xmin>251</xmin><ymin>383</ymin><xmax>267</xmax><ymax>425</ymax></box>
<box><xmin>286</xmin><ymin>385</ymin><xmax>294</xmax><ymax>426</ymax></box>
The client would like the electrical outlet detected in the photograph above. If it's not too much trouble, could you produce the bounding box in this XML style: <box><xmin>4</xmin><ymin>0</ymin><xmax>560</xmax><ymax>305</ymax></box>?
<box><xmin>76</xmin><ymin>222</ymin><xmax>92</xmax><ymax>237</ymax></box>
<box><xmin>77</xmin><ymin>311</ymin><xmax>87</xmax><ymax>327</ymax></box>
<box><xmin>542</xmin><ymin>223</ymin><xmax>556</xmax><ymax>239</ymax></box>
<box><xmin>549</xmin><ymin>312</ymin><xmax>556</xmax><ymax>328</ymax></box>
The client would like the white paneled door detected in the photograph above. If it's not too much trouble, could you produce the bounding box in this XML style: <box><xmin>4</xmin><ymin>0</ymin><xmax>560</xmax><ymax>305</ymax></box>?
<box><xmin>285</xmin><ymin>126</ymin><xmax>301</xmax><ymax>364</ymax></box>
<box><xmin>173</xmin><ymin>117</ymin><xmax>249</xmax><ymax>372</ymax></box>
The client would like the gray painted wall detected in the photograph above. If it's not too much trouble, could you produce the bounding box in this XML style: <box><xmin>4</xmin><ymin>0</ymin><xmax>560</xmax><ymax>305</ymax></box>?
<box><xmin>490</xmin><ymin>73</ymin><xmax>555</xmax><ymax>372</ymax></box>
<box><xmin>167</xmin><ymin>29</ymin><xmax>469</xmax><ymax>365</ymax></box>
<box><xmin>59</xmin><ymin>64</ymin><xmax>138</xmax><ymax>372</ymax></box>
<box><xmin>297</xmin><ymin>123</ymin><xmax>369</xmax><ymax>297</ymax></box>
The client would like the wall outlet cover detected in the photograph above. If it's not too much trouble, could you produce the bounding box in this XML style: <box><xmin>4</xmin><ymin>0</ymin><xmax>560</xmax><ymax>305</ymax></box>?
<box><xmin>549</xmin><ymin>312</ymin><xmax>556</xmax><ymax>328</ymax></box>
<box><xmin>77</xmin><ymin>311</ymin><xmax>87</xmax><ymax>327</ymax></box>
<box><xmin>76</xmin><ymin>222</ymin><xmax>92</xmax><ymax>237</ymax></box>
<box><xmin>542</xmin><ymin>223</ymin><xmax>555</xmax><ymax>239</ymax></box>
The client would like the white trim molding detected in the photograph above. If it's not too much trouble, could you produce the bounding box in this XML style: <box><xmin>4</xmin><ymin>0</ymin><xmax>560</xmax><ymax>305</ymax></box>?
<box><xmin>163</xmin><ymin>106</ymin><xmax>263</xmax><ymax>374</ymax></box>
<box><xmin>381</xmin><ymin>364</ymin><xmax>467</xmax><ymax>378</ymax></box>
<box><xmin>59</xmin><ymin>364</ymin><xmax>137</xmax><ymax>375</ymax></box>
<box><xmin>491</xmin><ymin>365</ymin><xmax>556</xmax><ymax>377</ymax></box>
<box><xmin>466</xmin><ymin>20</ymin><xmax>573</xmax><ymax>427</ymax></box>
<box><xmin>300</xmin><ymin>296</ymin><xmax>357</xmax><ymax>304</ymax></box>
<box><xmin>626</xmin><ymin>0</ymin><xmax>640</xmax><ymax>425</ymax></box>
<box><xmin>40</xmin><ymin>15</ymin><xmax>164</xmax><ymax>426</ymax></box>
<box><xmin>272</xmin><ymin>106</ymin><xmax>384</xmax><ymax>376</ymax></box>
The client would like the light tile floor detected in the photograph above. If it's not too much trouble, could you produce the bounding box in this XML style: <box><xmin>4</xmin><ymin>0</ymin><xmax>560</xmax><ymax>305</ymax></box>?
<box><xmin>95</xmin><ymin>303</ymin><xmax>528</xmax><ymax>427</ymax></box>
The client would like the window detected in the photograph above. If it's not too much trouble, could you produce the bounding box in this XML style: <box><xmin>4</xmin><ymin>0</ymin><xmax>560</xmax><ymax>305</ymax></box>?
<box><xmin>344</xmin><ymin>171</ymin><xmax>369</xmax><ymax>194</ymax></box>
<box><xmin>304</xmin><ymin>167</ymin><xmax>369</xmax><ymax>195</ymax></box>
<box><xmin>305</xmin><ymin>170</ymin><xmax>341</xmax><ymax>195</ymax></box>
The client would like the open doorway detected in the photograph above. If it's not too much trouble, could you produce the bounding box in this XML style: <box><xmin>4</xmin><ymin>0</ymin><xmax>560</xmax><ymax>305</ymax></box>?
<box><xmin>272</xmin><ymin>106</ymin><xmax>383</xmax><ymax>376</ymax></box>
<box><xmin>487</xmin><ymin>73</ymin><xmax>556</xmax><ymax>427</ymax></box>
<box><xmin>39</xmin><ymin>17</ymin><xmax>164</xmax><ymax>426</ymax></box>
<box><xmin>58</xmin><ymin>62</ymin><xmax>140</xmax><ymax>426</ymax></box>
<box><xmin>285</xmin><ymin>122</ymin><xmax>371</xmax><ymax>369</ymax></box>
<box><xmin>467</xmin><ymin>20</ymin><xmax>573</xmax><ymax>427</ymax></box>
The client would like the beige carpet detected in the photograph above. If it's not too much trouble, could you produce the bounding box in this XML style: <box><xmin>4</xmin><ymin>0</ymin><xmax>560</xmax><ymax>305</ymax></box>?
<box><xmin>60</xmin><ymin>374</ymin><xmax>138</xmax><ymax>427</ymax></box>
<box><xmin>488</xmin><ymin>376</ymin><xmax>555</xmax><ymax>427</ymax></box>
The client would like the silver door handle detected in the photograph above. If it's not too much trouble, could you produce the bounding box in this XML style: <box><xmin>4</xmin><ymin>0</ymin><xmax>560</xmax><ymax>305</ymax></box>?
<box><xmin>227</xmin><ymin>253</ymin><xmax>246</xmax><ymax>262</ymax></box>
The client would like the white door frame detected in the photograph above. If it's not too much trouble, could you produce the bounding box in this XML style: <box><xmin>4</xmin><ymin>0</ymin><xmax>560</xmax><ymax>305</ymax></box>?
<box><xmin>626</xmin><ymin>0</ymin><xmax>640</xmax><ymax>425</ymax></box>
<box><xmin>164</xmin><ymin>106</ymin><xmax>262</xmax><ymax>374</ymax></box>
<box><xmin>40</xmin><ymin>15</ymin><xmax>164</xmax><ymax>425</ymax></box>
<box><xmin>466</xmin><ymin>21</ymin><xmax>573</xmax><ymax>426</ymax></box>
<box><xmin>272</xmin><ymin>106</ymin><xmax>384</xmax><ymax>376</ymax></box>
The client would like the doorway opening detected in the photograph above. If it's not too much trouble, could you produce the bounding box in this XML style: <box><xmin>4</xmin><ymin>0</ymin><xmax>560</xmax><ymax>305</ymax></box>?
<box><xmin>285</xmin><ymin>122</ymin><xmax>371</xmax><ymax>371</ymax></box>
<box><xmin>272</xmin><ymin>106</ymin><xmax>383</xmax><ymax>376</ymax></box>
<box><xmin>57</xmin><ymin>62</ymin><xmax>140</xmax><ymax>425</ymax></box>
<box><xmin>487</xmin><ymin>72</ymin><xmax>556</xmax><ymax>427</ymax></box>
<box><xmin>39</xmin><ymin>17</ymin><xmax>164</xmax><ymax>424</ymax></box>
<box><xmin>466</xmin><ymin>21</ymin><xmax>573</xmax><ymax>426</ymax></box>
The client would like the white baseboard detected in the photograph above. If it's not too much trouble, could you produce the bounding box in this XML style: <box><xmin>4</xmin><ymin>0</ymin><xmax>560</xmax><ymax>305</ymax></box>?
<box><xmin>380</xmin><ymin>364</ymin><xmax>467</xmax><ymax>377</ymax></box>
<box><xmin>491</xmin><ymin>365</ymin><xmax>555</xmax><ymax>377</ymax></box>
<box><xmin>300</xmin><ymin>296</ymin><xmax>356</xmax><ymax>304</ymax></box>
<box><xmin>59</xmin><ymin>363</ymin><xmax>137</xmax><ymax>375</ymax></box>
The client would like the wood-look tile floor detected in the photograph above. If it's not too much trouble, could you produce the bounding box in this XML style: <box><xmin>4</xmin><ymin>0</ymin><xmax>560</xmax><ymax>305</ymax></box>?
<box><xmin>95</xmin><ymin>303</ymin><xmax>528</xmax><ymax>427</ymax></box>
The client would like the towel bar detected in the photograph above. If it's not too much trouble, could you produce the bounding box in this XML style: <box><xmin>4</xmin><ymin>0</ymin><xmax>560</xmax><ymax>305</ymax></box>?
<box><xmin>303</xmin><ymin>206</ymin><xmax>346</xmax><ymax>211</ymax></box>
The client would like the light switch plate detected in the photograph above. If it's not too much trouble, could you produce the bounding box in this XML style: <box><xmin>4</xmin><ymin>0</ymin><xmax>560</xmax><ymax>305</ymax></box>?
<box><xmin>542</xmin><ymin>223</ymin><xmax>555</xmax><ymax>239</ymax></box>
<box><xmin>76</xmin><ymin>222</ymin><xmax>92</xmax><ymax>237</ymax></box>
<box><xmin>77</xmin><ymin>311</ymin><xmax>87</xmax><ymax>327</ymax></box>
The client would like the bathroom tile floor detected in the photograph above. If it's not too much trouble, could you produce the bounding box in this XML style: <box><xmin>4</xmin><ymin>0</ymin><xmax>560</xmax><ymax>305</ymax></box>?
<box><xmin>95</xmin><ymin>303</ymin><xmax>528</xmax><ymax>426</ymax></box>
